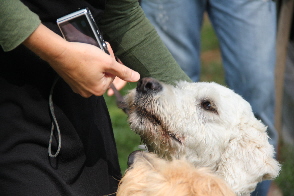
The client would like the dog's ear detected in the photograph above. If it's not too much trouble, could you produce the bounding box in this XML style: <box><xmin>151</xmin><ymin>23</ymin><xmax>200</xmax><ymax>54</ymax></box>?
<box><xmin>217</xmin><ymin>116</ymin><xmax>280</xmax><ymax>194</ymax></box>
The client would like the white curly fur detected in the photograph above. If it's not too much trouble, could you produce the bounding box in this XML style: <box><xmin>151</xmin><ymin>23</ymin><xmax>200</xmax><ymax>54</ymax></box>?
<box><xmin>124</xmin><ymin>78</ymin><xmax>280</xmax><ymax>196</ymax></box>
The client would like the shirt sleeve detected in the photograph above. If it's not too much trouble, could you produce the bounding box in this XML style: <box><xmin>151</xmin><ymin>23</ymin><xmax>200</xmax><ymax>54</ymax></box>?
<box><xmin>99</xmin><ymin>0</ymin><xmax>191</xmax><ymax>85</ymax></box>
<box><xmin>0</xmin><ymin>0</ymin><xmax>41</xmax><ymax>51</ymax></box>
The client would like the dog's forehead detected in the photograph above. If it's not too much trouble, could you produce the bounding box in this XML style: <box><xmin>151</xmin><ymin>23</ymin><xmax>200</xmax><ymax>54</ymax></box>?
<box><xmin>175</xmin><ymin>81</ymin><xmax>238</xmax><ymax>101</ymax></box>
<box><xmin>173</xmin><ymin>81</ymin><xmax>252</xmax><ymax>119</ymax></box>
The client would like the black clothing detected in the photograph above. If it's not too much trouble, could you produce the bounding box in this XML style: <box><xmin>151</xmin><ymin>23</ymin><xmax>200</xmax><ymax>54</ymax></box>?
<box><xmin>0</xmin><ymin>1</ymin><xmax>121</xmax><ymax>195</ymax></box>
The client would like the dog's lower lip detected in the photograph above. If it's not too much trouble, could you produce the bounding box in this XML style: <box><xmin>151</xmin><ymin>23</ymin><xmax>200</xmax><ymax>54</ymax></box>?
<box><xmin>136</xmin><ymin>108</ymin><xmax>182</xmax><ymax>144</ymax></box>
<box><xmin>137</xmin><ymin>108</ymin><xmax>161</xmax><ymax>125</ymax></box>
<box><xmin>168</xmin><ymin>132</ymin><xmax>182</xmax><ymax>144</ymax></box>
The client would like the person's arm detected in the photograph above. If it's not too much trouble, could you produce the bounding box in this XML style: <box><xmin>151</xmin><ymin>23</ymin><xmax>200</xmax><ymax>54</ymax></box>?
<box><xmin>0</xmin><ymin>1</ymin><xmax>139</xmax><ymax>98</ymax></box>
<box><xmin>0</xmin><ymin>0</ymin><xmax>41</xmax><ymax>51</ymax></box>
<box><xmin>100</xmin><ymin>0</ymin><xmax>191</xmax><ymax>85</ymax></box>
<box><xmin>23</xmin><ymin>24</ymin><xmax>139</xmax><ymax>97</ymax></box>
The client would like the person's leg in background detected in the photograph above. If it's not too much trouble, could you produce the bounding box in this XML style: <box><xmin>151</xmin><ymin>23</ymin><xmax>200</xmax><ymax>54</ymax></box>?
<box><xmin>207</xmin><ymin>0</ymin><xmax>278</xmax><ymax>195</ymax></box>
<box><xmin>141</xmin><ymin>0</ymin><xmax>205</xmax><ymax>82</ymax></box>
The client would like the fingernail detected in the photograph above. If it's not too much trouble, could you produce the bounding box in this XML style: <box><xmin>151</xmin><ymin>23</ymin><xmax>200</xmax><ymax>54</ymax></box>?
<box><xmin>107</xmin><ymin>89</ymin><xmax>113</xmax><ymax>96</ymax></box>
<box><xmin>132</xmin><ymin>71</ymin><xmax>140</xmax><ymax>81</ymax></box>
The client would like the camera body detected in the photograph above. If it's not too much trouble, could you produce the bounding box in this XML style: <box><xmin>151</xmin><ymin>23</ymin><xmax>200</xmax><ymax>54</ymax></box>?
<box><xmin>57</xmin><ymin>8</ymin><xmax>109</xmax><ymax>54</ymax></box>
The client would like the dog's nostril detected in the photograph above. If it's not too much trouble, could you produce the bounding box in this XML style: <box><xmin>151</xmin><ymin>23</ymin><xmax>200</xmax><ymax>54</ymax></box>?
<box><xmin>145</xmin><ymin>82</ymin><xmax>153</xmax><ymax>90</ymax></box>
<box><xmin>137</xmin><ymin>77</ymin><xmax>162</xmax><ymax>93</ymax></box>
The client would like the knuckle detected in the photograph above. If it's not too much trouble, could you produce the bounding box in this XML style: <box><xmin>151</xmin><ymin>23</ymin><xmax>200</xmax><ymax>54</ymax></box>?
<box><xmin>103</xmin><ymin>56</ymin><xmax>114</xmax><ymax>68</ymax></box>
<box><xmin>92</xmin><ymin>87</ymin><xmax>106</xmax><ymax>97</ymax></box>
<box><xmin>122</xmin><ymin>68</ymin><xmax>130</xmax><ymax>79</ymax></box>
<box><xmin>80</xmin><ymin>92</ymin><xmax>92</xmax><ymax>98</ymax></box>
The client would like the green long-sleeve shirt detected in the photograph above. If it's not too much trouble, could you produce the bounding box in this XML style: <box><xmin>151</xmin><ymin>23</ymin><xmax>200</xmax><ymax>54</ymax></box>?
<box><xmin>0</xmin><ymin>0</ymin><xmax>191</xmax><ymax>84</ymax></box>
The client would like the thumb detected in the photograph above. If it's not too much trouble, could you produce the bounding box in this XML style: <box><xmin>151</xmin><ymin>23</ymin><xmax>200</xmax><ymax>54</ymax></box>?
<box><xmin>108</xmin><ymin>61</ymin><xmax>140</xmax><ymax>82</ymax></box>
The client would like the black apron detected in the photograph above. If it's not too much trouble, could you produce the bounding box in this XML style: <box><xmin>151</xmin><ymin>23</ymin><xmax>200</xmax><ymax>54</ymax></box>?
<box><xmin>0</xmin><ymin>1</ymin><xmax>121</xmax><ymax>195</ymax></box>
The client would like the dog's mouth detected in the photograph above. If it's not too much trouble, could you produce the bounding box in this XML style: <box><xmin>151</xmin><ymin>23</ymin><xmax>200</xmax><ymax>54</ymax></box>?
<box><xmin>135</xmin><ymin>102</ymin><xmax>183</xmax><ymax>145</ymax></box>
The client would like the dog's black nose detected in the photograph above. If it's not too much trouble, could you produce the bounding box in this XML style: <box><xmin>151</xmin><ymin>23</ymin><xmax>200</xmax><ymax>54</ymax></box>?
<box><xmin>136</xmin><ymin>77</ymin><xmax>162</xmax><ymax>94</ymax></box>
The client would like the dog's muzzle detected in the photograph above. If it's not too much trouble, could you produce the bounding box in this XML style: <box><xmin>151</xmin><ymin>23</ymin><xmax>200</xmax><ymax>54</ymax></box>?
<box><xmin>136</xmin><ymin>78</ymin><xmax>163</xmax><ymax>94</ymax></box>
<box><xmin>118</xmin><ymin>78</ymin><xmax>163</xmax><ymax>114</ymax></box>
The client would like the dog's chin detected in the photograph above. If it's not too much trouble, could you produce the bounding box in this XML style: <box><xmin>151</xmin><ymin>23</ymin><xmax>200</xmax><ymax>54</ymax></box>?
<box><xmin>127</xmin><ymin>98</ymin><xmax>184</xmax><ymax>159</ymax></box>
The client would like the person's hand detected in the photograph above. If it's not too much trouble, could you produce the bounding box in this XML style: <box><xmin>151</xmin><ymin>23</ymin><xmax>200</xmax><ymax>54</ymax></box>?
<box><xmin>107</xmin><ymin>57</ymin><xmax>128</xmax><ymax>96</ymax></box>
<box><xmin>107</xmin><ymin>77</ymin><xmax>128</xmax><ymax>96</ymax></box>
<box><xmin>23</xmin><ymin>24</ymin><xmax>140</xmax><ymax>97</ymax></box>
<box><xmin>49</xmin><ymin>41</ymin><xmax>138</xmax><ymax>97</ymax></box>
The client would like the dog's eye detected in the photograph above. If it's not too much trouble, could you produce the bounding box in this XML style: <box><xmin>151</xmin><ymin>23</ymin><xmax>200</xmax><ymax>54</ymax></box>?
<box><xmin>201</xmin><ymin>100</ymin><xmax>217</xmax><ymax>113</ymax></box>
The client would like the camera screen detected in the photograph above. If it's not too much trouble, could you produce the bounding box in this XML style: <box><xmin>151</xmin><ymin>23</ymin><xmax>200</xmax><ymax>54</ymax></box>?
<box><xmin>59</xmin><ymin>15</ymin><xmax>99</xmax><ymax>47</ymax></box>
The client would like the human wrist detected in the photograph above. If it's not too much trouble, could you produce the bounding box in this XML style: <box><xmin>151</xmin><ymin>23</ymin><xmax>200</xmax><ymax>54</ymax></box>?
<box><xmin>23</xmin><ymin>23</ymin><xmax>69</xmax><ymax>64</ymax></box>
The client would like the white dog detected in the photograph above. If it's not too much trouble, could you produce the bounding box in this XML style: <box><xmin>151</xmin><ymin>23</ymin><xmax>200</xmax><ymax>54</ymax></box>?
<box><xmin>123</xmin><ymin>78</ymin><xmax>280</xmax><ymax>196</ymax></box>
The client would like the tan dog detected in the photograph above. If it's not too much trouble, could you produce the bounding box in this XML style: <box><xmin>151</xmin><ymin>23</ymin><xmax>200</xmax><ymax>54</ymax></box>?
<box><xmin>122</xmin><ymin>78</ymin><xmax>280</xmax><ymax>196</ymax></box>
<box><xmin>117</xmin><ymin>151</ymin><xmax>235</xmax><ymax>196</ymax></box>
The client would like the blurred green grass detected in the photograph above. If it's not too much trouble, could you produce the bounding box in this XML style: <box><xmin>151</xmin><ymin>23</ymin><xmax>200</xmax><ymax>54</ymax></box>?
<box><xmin>105</xmin><ymin>16</ymin><xmax>294</xmax><ymax>195</ymax></box>
<box><xmin>200</xmin><ymin>16</ymin><xmax>224</xmax><ymax>85</ymax></box>
<box><xmin>275</xmin><ymin>143</ymin><xmax>294</xmax><ymax>195</ymax></box>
